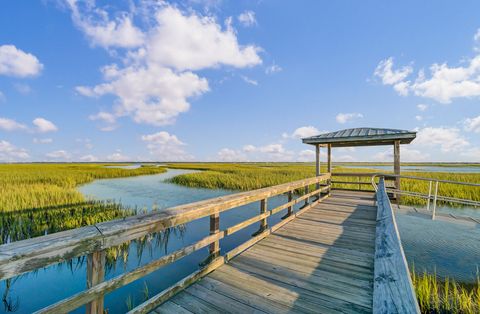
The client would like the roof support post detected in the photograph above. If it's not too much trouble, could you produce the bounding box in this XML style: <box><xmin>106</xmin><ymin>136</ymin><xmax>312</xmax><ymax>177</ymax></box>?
<box><xmin>393</xmin><ymin>140</ymin><xmax>401</xmax><ymax>203</ymax></box>
<box><xmin>315</xmin><ymin>145</ymin><xmax>321</xmax><ymax>196</ymax></box>
<box><xmin>315</xmin><ymin>144</ymin><xmax>321</xmax><ymax>177</ymax></box>
<box><xmin>327</xmin><ymin>144</ymin><xmax>332</xmax><ymax>173</ymax></box>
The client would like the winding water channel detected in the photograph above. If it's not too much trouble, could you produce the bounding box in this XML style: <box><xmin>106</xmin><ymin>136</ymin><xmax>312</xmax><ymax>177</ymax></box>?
<box><xmin>1</xmin><ymin>168</ymin><xmax>478</xmax><ymax>313</ymax></box>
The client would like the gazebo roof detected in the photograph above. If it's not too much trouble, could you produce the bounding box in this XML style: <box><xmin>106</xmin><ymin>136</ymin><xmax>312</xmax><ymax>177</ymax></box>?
<box><xmin>302</xmin><ymin>127</ymin><xmax>416</xmax><ymax>147</ymax></box>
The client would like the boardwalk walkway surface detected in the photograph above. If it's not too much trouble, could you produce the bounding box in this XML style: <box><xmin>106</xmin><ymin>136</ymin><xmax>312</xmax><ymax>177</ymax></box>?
<box><xmin>151</xmin><ymin>190</ymin><xmax>377</xmax><ymax>314</ymax></box>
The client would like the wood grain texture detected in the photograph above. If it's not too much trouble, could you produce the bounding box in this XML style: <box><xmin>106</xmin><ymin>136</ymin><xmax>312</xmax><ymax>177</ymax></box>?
<box><xmin>373</xmin><ymin>178</ymin><xmax>419</xmax><ymax>314</ymax></box>
<box><xmin>151</xmin><ymin>190</ymin><xmax>377</xmax><ymax>314</ymax></box>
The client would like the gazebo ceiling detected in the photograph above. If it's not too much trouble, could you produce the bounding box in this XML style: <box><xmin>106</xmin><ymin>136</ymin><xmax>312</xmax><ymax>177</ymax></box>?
<box><xmin>302</xmin><ymin>127</ymin><xmax>416</xmax><ymax>147</ymax></box>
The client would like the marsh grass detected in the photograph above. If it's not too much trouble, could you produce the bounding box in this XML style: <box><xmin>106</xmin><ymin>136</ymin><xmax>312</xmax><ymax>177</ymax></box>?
<box><xmin>0</xmin><ymin>163</ymin><xmax>166</xmax><ymax>212</ymax></box>
<box><xmin>412</xmin><ymin>269</ymin><xmax>480</xmax><ymax>313</ymax></box>
<box><xmin>167</xmin><ymin>163</ymin><xmax>480</xmax><ymax>206</ymax></box>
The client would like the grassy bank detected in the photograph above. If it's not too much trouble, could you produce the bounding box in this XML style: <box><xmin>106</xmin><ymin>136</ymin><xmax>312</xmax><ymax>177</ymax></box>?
<box><xmin>0</xmin><ymin>163</ymin><xmax>166</xmax><ymax>212</ymax></box>
<box><xmin>166</xmin><ymin>163</ymin><xmax>480</xmax><ymax>206</ymax></box>
<box><xmin>412</xmin><ymin>271</ymin><xmax>480</xmax><ymax>313</ymax></box>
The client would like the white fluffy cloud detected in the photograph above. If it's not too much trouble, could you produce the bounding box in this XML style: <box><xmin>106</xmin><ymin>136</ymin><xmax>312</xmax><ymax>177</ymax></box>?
<box><xmin>46</xmin><ymin>150</ymin><xmax>70</xmax><ymax>160</ymax></box>
<box><xmin>374</xmin><ymin>57</ymin><xmax>412</xmax><ymax>96</ymax></box>
<box><xmin>375</xmin><ymin>31</ymin><xmax>480</xmax><ymax>103</ymax></box>
<box><xmin>74</xmin><ymin>4</ymin><xmax>261</xmax><ymax>127</ymax></box>
<box><xmin>417</xmin><ymin>104</ymin><xmax>428</xmax><ymax>111</ymax></box>
<box><xmin>0</xmin><ymin>140</ymin><xmax>29</xmax><ymax>161</ymax></box>
<box><xmin>283</xmin><ymin>126</ymin><xmax>322</xmax><ymax>139</ymax></box>
<box><xmin>80</xmin><ymin>154</ymin><xmax>99</xmax><ymax>162</ymax></box>
<box><xmin>221</xmin><ymin>143</ymin><xmax>294</xmax><ymax>161</ymax></box>
<box><xmin>297</xmin><ymin>149</ymin><xmax>315</xmax><ymax>162</ymax></box>
<box><xmin>88</xmin><ymin>111</ymin><xmax>117</xmax><ymax>131</ymax></box>
<box><xmin>217</xmin><ymin>148</ymin><xmax>244</xmax><ymax>162</ymax></box>
<box><xmin>464</xmin><ymin>115</ymin><xmax>480</xmax><ymax>133</ymax></box>
<box><xmin>141</xmin><ymin>131</ymin><xmax>192</xmax><ymax>161</ymax></box>
<box><xmin>415</xmin><ymin>127</ymin><xmax>469</xmax><ymax>152</ymax></box>
<box><xmin>66</xmin><ymin>0</ymin><xmax>145</xmax><ymax>48</ymax></box>
<box><xmin>0</xmin><ymin>45</ymin><xmax>43</xmax><ymax>77</ymax></box>
<box><xmin>106</xmin><ymin>152</ymin><xmax>130</xmax><ymax>162</ymax></box>
<box><xmin>336</xmin><ymin>113</ymin><xmax>363</xmax><ymax>124</ymax></box>
<box><xmin>241</xmin><ymin>75</ymin><xmax>258</xmax><ymax>86</ymax></box>
<box><xmin>0</xmin><ymin>117</ymin><xmax>27</xmax><ymax>131</ymax></box>
<box><xmin>373</xmin><ymin>146</ymin><xmax>428</xmax><ymax>162</ymax></box>
<box><xmin>33</xmin><ymin>118</ymin><xmax>58</xmax><ymax>133</ymax></box>
<box><xmin>265</xmin><ymin>64</ymin><xmax>282</xmax><ymax>74</ymax></box>
<box><xmin>238</xmin><ymin>11</ymin><xmax>256</xmax><ymax>27</ymax></box>
<box><xmin>33</xmin><ymin>138</ymin><xmax>53</xmax><ymax>144</ymax></box>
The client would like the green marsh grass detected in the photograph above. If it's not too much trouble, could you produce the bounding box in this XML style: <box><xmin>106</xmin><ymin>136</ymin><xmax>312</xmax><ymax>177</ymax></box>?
<box><xmin>0</xmin><ymin>163</ymin><xmax>166</xmax><ymax>212</ymax></box>
<box><xmin>412</xmin><ymin>270</ymin><xmax>480</xmax><ymax>313</ymax></box>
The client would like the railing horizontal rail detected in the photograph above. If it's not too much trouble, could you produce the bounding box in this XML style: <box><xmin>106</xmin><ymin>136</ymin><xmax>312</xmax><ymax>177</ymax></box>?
<box><xmin>0</xmin><ymin>173</ymin><xmax>330</xmax><ymax>282</ymax></box>
<box><xmin>385</xmin><ymin>188</ymin><xmax>480</xmax><ymax>207</ymax></box>
<box><xmin>377</xmin><ymin>173</ymin><xmax>480</xmax><ymax>187</ymax></box>
<box><xmin>333</xmin><ymin>172</ymin><xmax>395</xmax><ymax>179</ymax></box>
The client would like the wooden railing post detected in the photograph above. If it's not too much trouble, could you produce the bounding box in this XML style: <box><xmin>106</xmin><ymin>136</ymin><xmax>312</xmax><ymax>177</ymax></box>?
<box><xmin>304</xmin><ymin>185</ymin><xmax>309</xmax><ymax>207</ymax></box>
<box><xmin>86</xmin><ymin>250</ymin><xmax>106</xmax><ymax>314</ymax></box>
<box><xmin>253</xmin><ymin>198</ymin><xmax>268</xmax><ymax>236</ymax></box>
<box><xmin>209</xmin><ymin>213</ymin><xmax>220</xmax><ymax>258</ymax></box>
<box><xmin>282</xmin><ymin>191</ymin><xmax>293</xmax><ymax>219</ymax></box>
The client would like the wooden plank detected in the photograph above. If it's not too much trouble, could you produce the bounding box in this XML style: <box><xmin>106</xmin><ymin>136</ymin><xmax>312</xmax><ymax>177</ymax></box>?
<box><xmin>373</xmin><ymin>178</ymin><xmax>419</xmax><ymax>314</ymax></box>
<box><xmin>229</xmin><ymin>258</ymin><xmax>372</xmax><ymax>310</ymax></box>
<box><xmin>170</xmin><ymin>291</ymin><xmax>223</xmax><ymax>314</ymax></box>
<box><xmin>233</xmin><ymin>251</ymin><xmax>372</xmax><ymax>290</ymax></box>
<box><xmin>197</xmin><ymin>276</ymin><xmax>294</xmax><ymax>314</ymax></box>
<box><xmin>211</xmin><ymin>265</ymin><xmax>346</xmax><ymax>313</ymax></box>
<box><xmin>184</xmin><ymin>281</ymin><xmax>263</xmax><ymax>314</ymax></box>
<box><xmin>129</xmin><ymin>257</ymin><xmax>225</xmax><ymax>314</ymax></box>
<box><xmin>153</xmin><ymin>301</ymin><xmax>192</xmax><ymax>314</ymax></box>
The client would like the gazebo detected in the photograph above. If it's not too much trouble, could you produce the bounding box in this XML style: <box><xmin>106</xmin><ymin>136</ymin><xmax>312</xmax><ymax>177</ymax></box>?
<box><xmin>302</xmin><ymin>127</ymin><xmax>417</xmax><ymax>193</ymax></box>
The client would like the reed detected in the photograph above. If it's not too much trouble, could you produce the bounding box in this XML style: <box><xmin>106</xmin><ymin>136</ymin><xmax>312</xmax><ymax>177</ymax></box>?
<box><xmin>412</xmin><ymin>270</ymin><xmax>480</xmax><ymax>313</ymax></box>
<box><xmin>0</xmin><ymin>163</ymin><xmax>166</xmax><ymax>212</ymax></box>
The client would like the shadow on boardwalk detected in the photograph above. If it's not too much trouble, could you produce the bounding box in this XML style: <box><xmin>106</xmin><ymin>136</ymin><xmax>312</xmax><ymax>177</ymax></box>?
<box><xmin>152</xmin><ymin>190</ymin><xmax>377</xmax><ymax>314</ymax></box>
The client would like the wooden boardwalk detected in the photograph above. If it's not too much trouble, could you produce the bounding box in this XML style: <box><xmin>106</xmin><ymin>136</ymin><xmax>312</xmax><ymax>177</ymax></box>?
<box><xmin>152</xmin><ymin>190</ymin><xmax>377</xmax><ymax>314</ymax></box>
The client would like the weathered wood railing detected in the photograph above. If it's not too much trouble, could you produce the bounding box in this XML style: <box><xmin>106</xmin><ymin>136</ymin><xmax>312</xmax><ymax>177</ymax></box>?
<box><xmin>331</xmin><ymin>172</ymin><xmax>395</xmax><ymax>191</ymax></box>
<box><xmin>0</xmin><ymin>174</ymin><xmax>331</xmax><ymax>314</ymax></box>
<box><xmin>373</xmin><ymin>177</ymin><xmax>420</xmax><ymax>313</ymax></box>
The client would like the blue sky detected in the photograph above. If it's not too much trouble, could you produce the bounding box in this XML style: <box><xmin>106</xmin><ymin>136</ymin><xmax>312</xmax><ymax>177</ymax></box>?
<box><xmin>0</xmin><ymin>0</ymin><xmax>479</xmax><ymax>162</ymax></box>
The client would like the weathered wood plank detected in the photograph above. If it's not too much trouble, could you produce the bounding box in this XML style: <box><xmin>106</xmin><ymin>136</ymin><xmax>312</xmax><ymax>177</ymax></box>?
<box><xmin>129</xmin><ymin>257</ymin><xmax>225</xmax><ymax>314</ymax></box>
<box><xmin>373</xmin><ymin>178</ymin><xmax>419</xmax><ymax>314</ymax></box>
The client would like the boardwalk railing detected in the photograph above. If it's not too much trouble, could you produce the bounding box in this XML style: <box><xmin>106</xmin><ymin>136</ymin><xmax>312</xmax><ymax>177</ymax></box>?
<box><xmin>373</xmin><ymin>177</ymin><xmax>420</xmax><ymax>314</ymax></box>
<box><xmin>371</xmin><ymin>174</ymin><xmax>480</xmax><ymax>219</ymax></box>
<box><xmin>331</xmin><ymin>172</ymin><xmax>395</xmax><ymax>191</ymax></box>
<box><xmin>0</xmin><ymin>174</ymin><xmax>331</xmax><ymax>314</ymax></box>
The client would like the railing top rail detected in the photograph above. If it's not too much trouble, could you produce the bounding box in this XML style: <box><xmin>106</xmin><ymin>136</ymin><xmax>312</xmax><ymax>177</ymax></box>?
<box><xmin>0</xmin><ymin>173</ymin><xmax>330</xmax><ymax>281</ymax></box>
<box><xmin>372</xmin><ymin>173</ymin><xmax>480</xmax><ymax>187</ymax></box>
<box><xmin>373</xmin><ymin>178</ymin><xmax>420</xmax><ymax>313</ymax></box>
